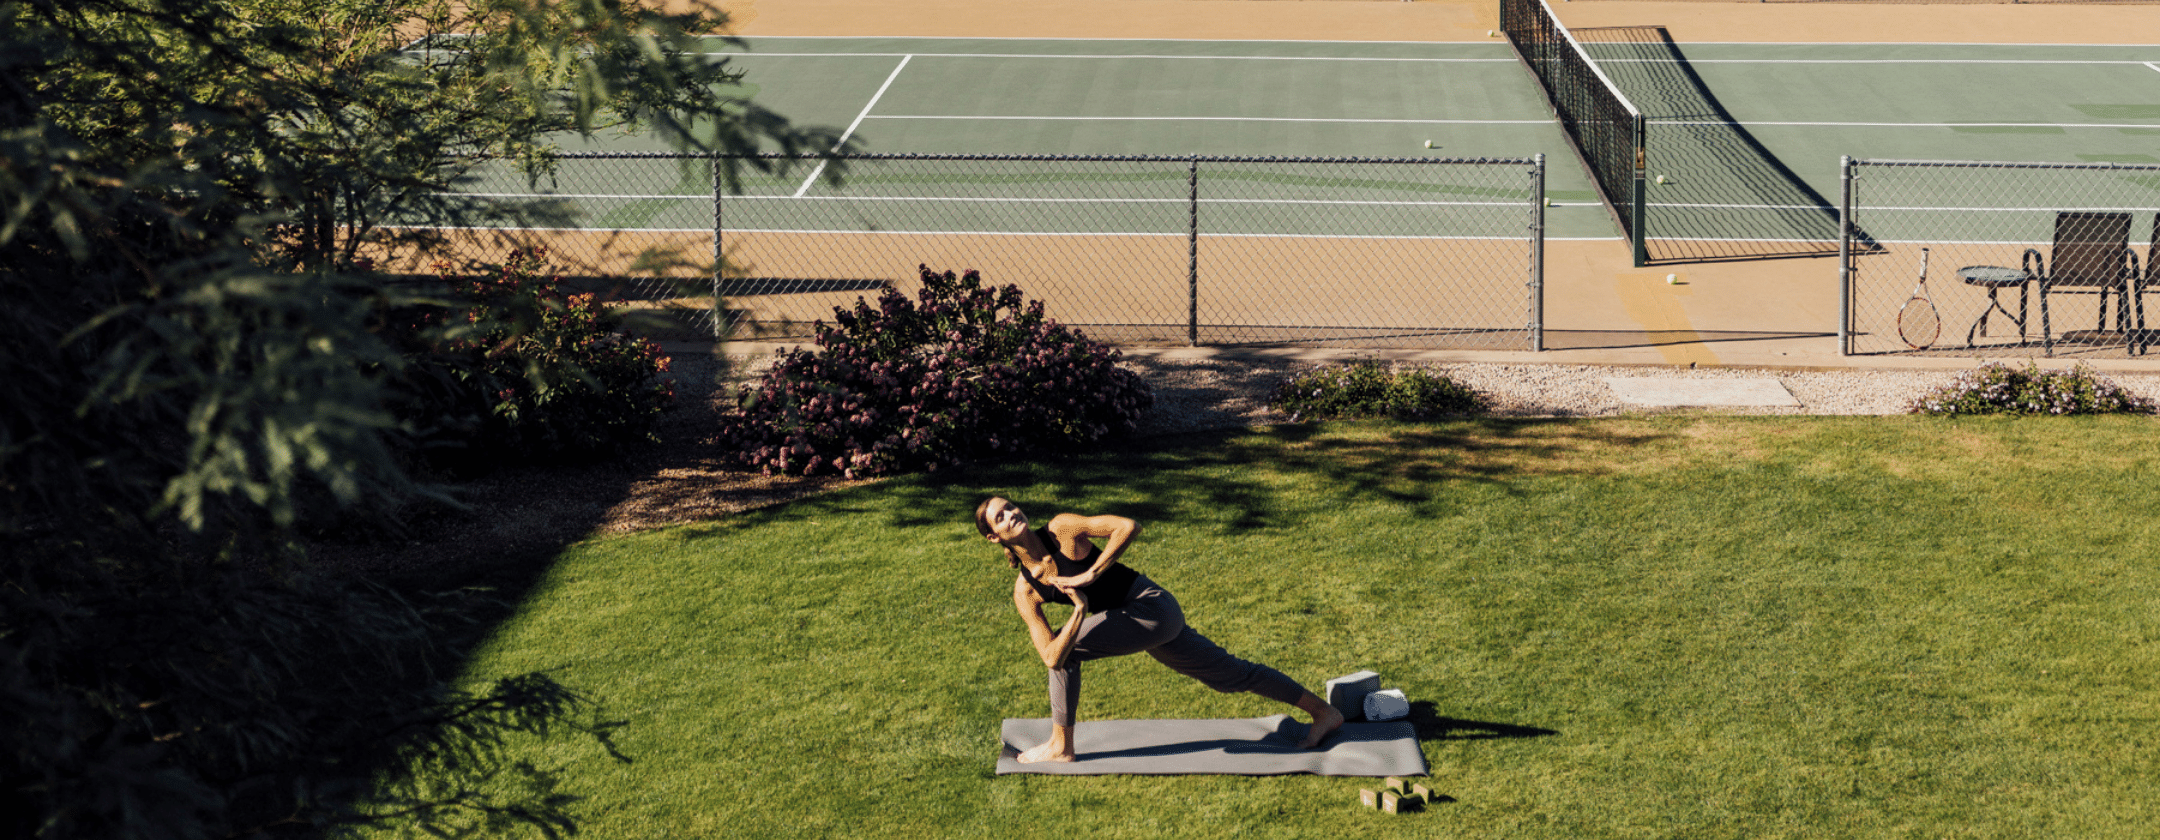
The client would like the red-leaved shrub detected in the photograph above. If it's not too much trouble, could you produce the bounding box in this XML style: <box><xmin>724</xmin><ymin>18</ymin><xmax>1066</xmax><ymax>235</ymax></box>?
<box><xmin>718</xmin><ymin>267</ymin><xmax>1152</xmax><ymax>478</ymax></box>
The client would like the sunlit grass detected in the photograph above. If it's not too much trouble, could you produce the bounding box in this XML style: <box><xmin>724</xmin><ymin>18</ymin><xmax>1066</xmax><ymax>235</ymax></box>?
<box><xmin>419</xmin><ymin>415</ymin><xmax>2160</xmax><ymax>839</ymax></box>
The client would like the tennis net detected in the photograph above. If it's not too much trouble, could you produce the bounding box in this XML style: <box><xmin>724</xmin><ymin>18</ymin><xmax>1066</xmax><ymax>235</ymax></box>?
<box><xmin>1500</xmin><ymin>0</ymin><xmax>1648</xmax><ymax>264</ymax></box>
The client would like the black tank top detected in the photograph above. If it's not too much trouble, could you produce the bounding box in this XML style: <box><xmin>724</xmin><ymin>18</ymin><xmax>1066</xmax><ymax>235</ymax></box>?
<box><xmin>1021</xmin><ymin>525</ymin><xmax>1140</xmax><ymax>612</ymax></box>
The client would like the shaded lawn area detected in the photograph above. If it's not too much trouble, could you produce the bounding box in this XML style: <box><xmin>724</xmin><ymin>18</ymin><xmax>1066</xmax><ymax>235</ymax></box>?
<box><xmin>405</xmin><ymin>415</ymin><xmax>2160</xmax><ymax>839</ymax></box>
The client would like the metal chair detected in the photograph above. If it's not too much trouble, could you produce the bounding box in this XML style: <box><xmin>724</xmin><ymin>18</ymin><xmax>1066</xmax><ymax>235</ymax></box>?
<box><xmin>2024</xmin><ymin>212</ymin><xmax>2139</xmax><ymax>355</ymax></box>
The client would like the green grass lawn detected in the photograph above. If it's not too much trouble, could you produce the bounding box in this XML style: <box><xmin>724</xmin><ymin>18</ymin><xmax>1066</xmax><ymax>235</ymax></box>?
<box><xmin>417</xmin><ymin>415</ymin><xmax>2160</xmax><ymax>839</ymax></box>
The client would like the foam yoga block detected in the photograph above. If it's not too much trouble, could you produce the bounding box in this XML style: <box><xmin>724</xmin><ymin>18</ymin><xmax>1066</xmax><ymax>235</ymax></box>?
<box><xmin>1324</xmin><ymin>671</ymin><xmax>1380</xmax><ymax>720</ymax></box>
<box><xmin>1363</xmin><ymin>688</ymin><xmax>1410</xmax><ymax>722</ymax></box>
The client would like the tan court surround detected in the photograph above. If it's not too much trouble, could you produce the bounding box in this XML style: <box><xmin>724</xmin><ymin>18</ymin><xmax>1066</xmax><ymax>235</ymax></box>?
<box><xmin>710</xmin><ymin>0</ymin><xmax>2160</xmax><ymax>47</ymax></box>
<box><xmin>680</xmin><ymin>0</ymin><xmax>2160</xmax><ymax>369</ymax></box>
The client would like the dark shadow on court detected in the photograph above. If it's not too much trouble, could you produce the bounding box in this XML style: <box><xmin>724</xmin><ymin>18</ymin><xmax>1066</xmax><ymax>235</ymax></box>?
<box><xmin>721</xmin><ymin>277</ymin><xmax>888</xmax><ymax>295</ymax></box>
<box><xmin>1574</xmin><ymin>27</ymin><xmax>1878</xmax><ymax>265</ymax></box>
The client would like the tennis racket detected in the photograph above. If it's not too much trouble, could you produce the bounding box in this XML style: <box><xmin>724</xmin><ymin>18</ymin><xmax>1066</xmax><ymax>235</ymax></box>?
<box><xmin>1897</xmin><ymin>247</ymin><xmax>1939</xmax><ymax>350</ymax></box>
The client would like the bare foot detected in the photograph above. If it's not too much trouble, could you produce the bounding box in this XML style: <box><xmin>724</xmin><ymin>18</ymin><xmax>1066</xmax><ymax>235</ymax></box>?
<box><xmin>1016</xmin><ymin>739</ymin><xmax>1075</xmax><ymax>763</ymax></box>
<box><xmin>1299</xmin><ymin>702</ymin><xmax>1345</xmax><ymax>749</ymax></box>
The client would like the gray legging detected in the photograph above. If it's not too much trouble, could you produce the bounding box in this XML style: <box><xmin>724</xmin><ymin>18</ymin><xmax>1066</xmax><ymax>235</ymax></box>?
<box><xmin>1049</xmin><ymin>574</ymin><xmax>1307</xmax><ymax>727</ymax></box>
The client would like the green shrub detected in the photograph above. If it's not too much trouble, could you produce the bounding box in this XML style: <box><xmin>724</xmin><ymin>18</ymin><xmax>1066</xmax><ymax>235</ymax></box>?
<box><xmin>1910</xmin><ymin>361</ymin><xmax>2154</xmax><ymax>416</ymax></box>
<box><xmin>1269</xmin><ymin>360</ymin><xmax>1487</xmax><ymax>421</ymax></box>
<box><xmin>388</xmin><ymin>248</ymin><xmax>676</xmax><ymax>470</ymax></box>
<box><xmin>717</xmin><ymin>266</ymin><xmax>1153</xmax><ymax>478</ymax></box>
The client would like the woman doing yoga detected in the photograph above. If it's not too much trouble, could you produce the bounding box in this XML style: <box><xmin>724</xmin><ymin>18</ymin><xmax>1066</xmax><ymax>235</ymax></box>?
<box><xmin>975</xmin><ymin>497</ymin><xmax>1344</xmax><ymax>763</ymax></box>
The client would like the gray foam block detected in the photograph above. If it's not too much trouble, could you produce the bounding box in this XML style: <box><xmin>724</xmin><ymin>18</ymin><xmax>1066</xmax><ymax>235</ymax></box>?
<box><xmin>1324</xmin><ymin>670</ymin><xmax>1380</xmax><ymax>721</ymax></box>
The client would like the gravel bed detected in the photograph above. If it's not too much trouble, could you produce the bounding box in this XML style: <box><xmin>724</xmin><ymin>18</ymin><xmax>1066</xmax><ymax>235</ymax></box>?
<box><xmin>305</xmin><ymin>351</ymin><xmax>2158</xmax><ymax>580</ymax></box>
<box><xmin>1117</xmin><ymin>357</ymin><xmax>2160</xmax><ymax>435</ymax></box>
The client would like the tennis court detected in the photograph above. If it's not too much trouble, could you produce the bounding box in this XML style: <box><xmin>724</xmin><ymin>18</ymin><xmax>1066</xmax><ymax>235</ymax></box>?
<box><xmin>401</xmin><ymin>16</ymin><xmax>2160</xmax><ymax>355</ymax></box>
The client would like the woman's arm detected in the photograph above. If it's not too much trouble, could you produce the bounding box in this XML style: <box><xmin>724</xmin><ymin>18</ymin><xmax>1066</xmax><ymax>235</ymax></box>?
<box><xmin>1013</xmin><ymin>574</ymin><xmax>1091</xmax><ymax>669</ymax></box>
<box><xmin>1040</xmin><ymin>513</ymin><xmax>1141</xmax><ymax>589</ymax></box>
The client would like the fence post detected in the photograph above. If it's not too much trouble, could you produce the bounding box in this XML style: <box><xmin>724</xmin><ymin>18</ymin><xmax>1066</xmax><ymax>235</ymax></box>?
<box><xmin>1838</xmin><ymin>156</ymin><xmax>1852</xmax><ymax>355</ymax></box>
<box><xmin>1532</xmin><ymin>154</ymin><xmax>1546</xmax><ymax>352</ymax></box>
<box><xmin>1188</xmin><ymin>156</ymin><xmax>1200</xmax><ymax>347</ymax></box>
<box><xmin>712</xmin><ymin>152</ymin><xmax>725</xmax><ymax>342</ymax></box>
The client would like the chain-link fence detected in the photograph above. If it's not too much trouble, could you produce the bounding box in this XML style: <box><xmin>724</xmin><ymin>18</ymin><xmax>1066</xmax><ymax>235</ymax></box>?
<box><xmin>1841</xmin><ymin>158</ymin><xmax>2160</xmax><ymax>357</ymax></box>
<box><xmin>385</xmin><ymin>153</ymin><xmax>1551</xmax><ymax>350</ymax></box>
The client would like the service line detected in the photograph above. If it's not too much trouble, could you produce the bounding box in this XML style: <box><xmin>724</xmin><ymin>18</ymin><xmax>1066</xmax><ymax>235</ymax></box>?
<box><xmin>795</xmin><ymin>54</ymin><xmax>914</xmax><ymax>198</ymax></box>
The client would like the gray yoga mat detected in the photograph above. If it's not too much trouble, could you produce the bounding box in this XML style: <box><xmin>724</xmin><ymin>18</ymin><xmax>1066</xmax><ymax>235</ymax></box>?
<box><xmin>995</xmin><ymin>714</ymin><xmax>1427</xmax><ymax>776</ymax></box>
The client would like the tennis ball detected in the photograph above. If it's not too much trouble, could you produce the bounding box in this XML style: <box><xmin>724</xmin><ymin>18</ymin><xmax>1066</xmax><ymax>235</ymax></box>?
<box><xmin>1423</xmin><ymin>140</ymin><xmax>1434</xmax><ymax>149</ymax></box>
<box><xmin>1655</xmin><ymin>174</ymin><xmax>1668</xmax><ymax>185</ymax></box>
<box><xmin>1666</xmin><ymin>274</ymin><xmax>1679</xmax><ymax>285</ymax></box>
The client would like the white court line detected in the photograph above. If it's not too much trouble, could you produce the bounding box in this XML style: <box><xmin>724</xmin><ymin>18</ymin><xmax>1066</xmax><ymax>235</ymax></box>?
<box><xmin>1599</xmin><ymin>58</ymin><xmax>2160</xmax><ymax>65</ymax></box>
<box><xmin>733</xmin><ymin>51</ymin><xmax>1512</xmax><ymax>63</ymax></box>
<box><xmin>447</xmin><ymin>193</ymin><xmax>698</xmax><ymax>201</ymax></box>
<box><xmin>711</xmin><ymin>35</ymin><xmax>1500</xmax><ymax>45</ymax></box>
<box><xmin>1658</xmin><ymin>120</ymin><xmax>2160</xmax><ymax>129</ymax></box>
<box><xmin>794</xmin><ymin>54</ymin><xmax>912</xmax><ymax>197</ymax></box>
<box><xmin>743</xmin><ymin>196</ymin><xmax>1537</xmax><ymax>207</ymax></box>
<box><xmin>385</xmin><ymin>223</ymin><xmax>1554</xmax><ymax>242</ymax></box>
<box><xmin>1650</xmin><ymin>202</ymin><xmax>2160</xmax><ymax>212</ymax></box>
<box><xmin>1639</xmin><ymin>41</ymin><xmax>2160</xmax><ymax>47</ymax></box>
<box><xmin>1850</xmin><ymin>205</ymin><xmax>2160</xmax><ymax>213</ymax></box>
<box><xmin>864</xmin><ymin>113</ymin><xmax>2160</xmax><ymax>128</ymax></box>
<box><xmin>2147</xmin><ymin>62</ymin><xmax>2160</xmax><ymax>74</ymax></box>
<box><xmin>446</xmin><ymin>192</ymin><xmax>1533</xmax><ymax>208</ymax></box>
<box><xmin>866</xmin><ymin>115</ymin><xmax>1549</xmax><ymax>124</ymax></box>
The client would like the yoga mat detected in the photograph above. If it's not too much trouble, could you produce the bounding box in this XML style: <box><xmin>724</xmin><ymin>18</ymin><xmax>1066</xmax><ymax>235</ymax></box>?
<box><xmin>995</xmin><ymin>714</ymin><xmax>1427</xmax><ymax>776</ymax></box>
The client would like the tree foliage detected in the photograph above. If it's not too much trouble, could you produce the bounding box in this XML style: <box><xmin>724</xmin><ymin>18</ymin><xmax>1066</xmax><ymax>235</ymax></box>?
<box><xmin>1</xmin><ymin>0</ymin><xmax>837</xmax><ymax>836</ymax></box>
<box><xmin>392</xmin><ymin>247</ymin><xmax>680</xmax><ymax>471</ymax></box>
<box><xmin>30</xmin><ymin>0</ymin><xmax>844</xmax><ymax>270</ymax></box>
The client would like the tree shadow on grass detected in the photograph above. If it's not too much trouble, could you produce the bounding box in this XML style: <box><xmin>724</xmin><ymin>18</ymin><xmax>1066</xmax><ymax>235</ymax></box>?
<box><xmin>867</xmin><ymin>418</ymin><xmax>1676</xmax><ymax>536</ymax></box>
<box><xmin>1407</xmin><ymin>701</ymin><xmax>1559</xmax><ymax>743</ymax></box>
<box><xmin>299</xmin><ymin>391</ymin><xmax>1638</xmax><ymax>833</ymax></box>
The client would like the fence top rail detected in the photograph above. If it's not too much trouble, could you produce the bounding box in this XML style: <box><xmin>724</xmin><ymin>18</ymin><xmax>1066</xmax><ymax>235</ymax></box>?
<box><xmin>1852</xmin><ymin>158</ymin><xmax>2160</xmax><ymax>173</ymax></box>
<box><xmin>1533</xmin><ymin>0</ymin><xmax>1645</xmax><ymax>119</ymax></box>
<box><xmin>550</xmin><ymin>151</ymin><xmax>1540</xmax><ymax>165</ymax></box>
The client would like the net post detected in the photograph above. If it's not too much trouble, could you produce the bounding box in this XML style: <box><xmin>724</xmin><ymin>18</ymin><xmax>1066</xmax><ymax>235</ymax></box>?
<box><xmin>1838</xmin><ymin>155</ymin><xmax>1853</xmax><ymax>355</ymax></box>
<box><xmin>1188</xmin><ymin>156</ymin><xmax>1200</xmax><ymax>347</ymax></box>
<box><xmin>1630</xmin><ymin>117</ymin><xmax>1648</xmax><ymax>268</ymax></box>
<box><xmin>1531</xmin><ymin>154</ymin><xmax>1547</xmax><ymax>352</ymax></box>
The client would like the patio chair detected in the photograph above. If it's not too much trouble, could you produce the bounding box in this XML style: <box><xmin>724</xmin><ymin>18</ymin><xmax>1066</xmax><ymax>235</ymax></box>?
<box><xmin>2023</xmin><ymin>212</ymin><xmax>2139</xmax><ymax>355</ymax></box>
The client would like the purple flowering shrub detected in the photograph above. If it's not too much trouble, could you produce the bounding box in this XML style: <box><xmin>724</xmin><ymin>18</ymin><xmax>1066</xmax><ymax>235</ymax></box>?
<box><xmin>1909</xmin><ymin>362</ymin><xmax>2154</xmax><ymax>416</ymax></box>
<box><xmin>388</xmin><ymin>247</ymin><xmax>676</xmax><ymax>469</ymax></box>
<box><xmin>719</xmin><ymin>266</ymin><xmax>1153</xmax><ymax>478</ymax></box>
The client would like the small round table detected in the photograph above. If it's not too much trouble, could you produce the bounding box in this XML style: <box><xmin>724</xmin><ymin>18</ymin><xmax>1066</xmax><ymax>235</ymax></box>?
<box><xmin>1958</xmin><ymin>265</ymin><xmax>2031</xmax><ymax>347</ymax></box>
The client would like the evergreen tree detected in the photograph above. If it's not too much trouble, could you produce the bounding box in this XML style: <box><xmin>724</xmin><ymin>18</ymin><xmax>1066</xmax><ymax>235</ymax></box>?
<box><xmin>1</xmin><ymin>1</ymin><xmax>838</xmax><ymax>835</ymax></box>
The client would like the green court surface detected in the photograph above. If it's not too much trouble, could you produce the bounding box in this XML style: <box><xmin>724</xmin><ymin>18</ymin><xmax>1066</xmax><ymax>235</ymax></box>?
<box><xmin>1581</xmin><ymin>40</ymin><xmax>2160</xmax><ymax>251</ymax></box>
<box><xmin>450</xmin><ymin>36</ymin><xmax>2160</xmax><ymax>249</ymax></box>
